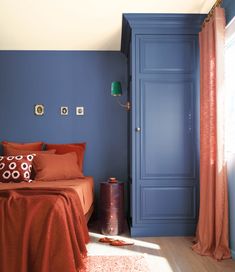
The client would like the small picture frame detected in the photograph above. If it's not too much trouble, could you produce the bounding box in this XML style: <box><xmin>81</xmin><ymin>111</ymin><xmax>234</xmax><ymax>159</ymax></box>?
<box><xmin>61</xmin><ymin>106</ymin><xmax>68</xmax><ymax>115</ymax></box>
<box><xmin>34</xmin><ymin>104</ymin><xmax>44</xmax><ymax>116</ymax></box>
<box><xmin>76</xmin><ymin>106</ymin><xmax>84</xmax><ymax>116</ymax></box>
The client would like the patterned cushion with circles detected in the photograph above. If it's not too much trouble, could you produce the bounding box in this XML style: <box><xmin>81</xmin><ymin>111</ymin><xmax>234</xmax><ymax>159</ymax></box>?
<box><xmin>0</xmin><ymin>154</ymin><xmax>35</xmax><ymax>183</ymax></box>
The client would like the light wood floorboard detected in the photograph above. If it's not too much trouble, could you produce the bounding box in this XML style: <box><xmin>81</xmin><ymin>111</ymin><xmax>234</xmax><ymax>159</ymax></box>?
<box><xmin>88</xmin><ymin>221</ymin><xmax>235</xmax><ymax>272</ymax></box>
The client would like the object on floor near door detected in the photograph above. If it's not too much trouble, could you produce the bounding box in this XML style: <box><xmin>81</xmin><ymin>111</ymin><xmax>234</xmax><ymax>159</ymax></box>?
<box><xmin>98</xmin><ymin>237</ymin><xmax>134</xmax><ymax>246</ymax></box>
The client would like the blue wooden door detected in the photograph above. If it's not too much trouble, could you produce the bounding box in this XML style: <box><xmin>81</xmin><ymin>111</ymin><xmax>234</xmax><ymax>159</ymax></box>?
<box><xmin>131</xmin><ymin>34</ymin><xmax>199</xmax><ymax>236</ymax></box>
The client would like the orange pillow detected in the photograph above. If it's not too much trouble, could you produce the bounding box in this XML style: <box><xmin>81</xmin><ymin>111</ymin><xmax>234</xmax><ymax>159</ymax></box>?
<box><xmin>2</xmin><ymin>141</ymin><xmax>43</xmax><ymax>155</ymax></box>
<box><xmin>45</xmin><ymin>143</ymin><xmax>86</xmax><ymax>172</ymax></box>
<box><xmin>33</xmin><ymin>152</ymin><xmax>83</xmax><ymax>181</ymax></box>
<box><xmin>4</xmin><ymin>146</ymin><xmax>56</xmax><ymax>156</ymax></box>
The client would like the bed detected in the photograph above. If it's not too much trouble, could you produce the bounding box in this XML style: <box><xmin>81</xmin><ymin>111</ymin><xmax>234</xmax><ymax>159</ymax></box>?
<box><xmin>0</xmin><ymin>177</ymin><xmax>94</xmax><ymax>272</ymax></box>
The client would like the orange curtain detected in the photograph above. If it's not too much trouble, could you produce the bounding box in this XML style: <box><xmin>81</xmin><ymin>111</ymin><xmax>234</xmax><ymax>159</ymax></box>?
<box><xmin>192</xmin><ymin>7</ymin><xmax>231</xmax><ymax>260</ymax></box>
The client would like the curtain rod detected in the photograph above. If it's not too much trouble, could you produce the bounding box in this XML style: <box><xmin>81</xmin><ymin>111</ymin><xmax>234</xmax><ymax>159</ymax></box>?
<box><xmin>202</xmin><ymin>0</ymin><xmax>223</xmax><ymax>27</ymax></box>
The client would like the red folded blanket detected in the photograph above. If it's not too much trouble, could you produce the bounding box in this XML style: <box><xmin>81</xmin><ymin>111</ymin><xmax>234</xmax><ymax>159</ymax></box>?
<box><xmin>0</xmin><ymin>187</ymin><xmax>89</xmax><ymax>272</ymax></box>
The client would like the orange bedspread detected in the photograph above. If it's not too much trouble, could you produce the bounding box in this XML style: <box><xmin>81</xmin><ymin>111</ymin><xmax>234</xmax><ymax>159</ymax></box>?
<box><xmin>0</xmin><ymin>176</ymin><xmax>94</xmax><ymax>215</ymax></box>
<box><xmin>0</xmin><ymin>177</ymin><xmax>94</xmax><ymax>272</ymax></box>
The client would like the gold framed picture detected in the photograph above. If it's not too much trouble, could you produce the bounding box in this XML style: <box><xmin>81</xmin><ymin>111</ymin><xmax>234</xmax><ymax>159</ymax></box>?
<box><xmin>34</xmin><ymin>104</ymin><xmax>44</xmax><ymax>116</ymax></box>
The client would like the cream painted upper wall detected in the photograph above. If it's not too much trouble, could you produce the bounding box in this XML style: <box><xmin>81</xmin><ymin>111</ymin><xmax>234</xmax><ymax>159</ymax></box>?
<box><xmin>0</xmin><ymin>0</ymin><xmax>216</xmax><ymax>50</ymax></box>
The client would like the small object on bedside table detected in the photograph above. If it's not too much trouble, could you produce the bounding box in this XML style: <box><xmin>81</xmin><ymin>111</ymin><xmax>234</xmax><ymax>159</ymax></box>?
<box><xmin>108</xmin><ymin>177</ymin><xmax>118</xmax><ymax>183</ymax></box>
<box><xmin>100</xmin><ymin>181</ymin><xmax>124</xmax><ymax>235</ymax></box>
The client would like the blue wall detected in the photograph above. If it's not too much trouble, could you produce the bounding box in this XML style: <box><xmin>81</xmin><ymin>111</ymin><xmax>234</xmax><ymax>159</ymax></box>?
<box><xmin>222</xmin><ymin>0</ymin><xmax>235</xmax><ymax>259</ymax></box>
<box><xmin>0</xmin><ymin>51</ymin><xmax>128</xmax><ymax>196</ymax></box>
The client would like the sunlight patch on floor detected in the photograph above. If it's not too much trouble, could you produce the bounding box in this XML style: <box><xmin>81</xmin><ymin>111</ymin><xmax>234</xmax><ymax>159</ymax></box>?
<box><xmin>88</xmin><ymin>231</ymin><xmax>174</xmax><ymax>271</ymax></box>
<box><xmin>88</xmin><ymin>232</ymin><xmax>139</xmax><ymax>256</ymax></box>
<box><xmin>147</xmin><ymin>255</ymin><xmax>174</xmax><ymax>272</ymax></box>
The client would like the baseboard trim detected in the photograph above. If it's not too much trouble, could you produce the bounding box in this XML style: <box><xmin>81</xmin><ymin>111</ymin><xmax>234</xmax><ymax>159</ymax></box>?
<box><xmin>130</xmin><ymin>223</ymin><xmax>196</xmax><ymax>237</ymax></box>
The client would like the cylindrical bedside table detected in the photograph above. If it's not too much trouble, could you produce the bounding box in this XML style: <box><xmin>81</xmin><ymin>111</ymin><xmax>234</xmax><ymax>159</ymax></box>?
<box><xmin>100</xmin><ymin>181</ymin><xmax>124</xmax><ymax>235</ymax></box>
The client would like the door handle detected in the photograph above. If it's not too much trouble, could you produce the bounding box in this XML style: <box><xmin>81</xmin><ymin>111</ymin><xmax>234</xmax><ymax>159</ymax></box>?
<box><xmin>135</xmin><ymin>127</ymin><xmax>141</xmax><ymax>132</ymax></box>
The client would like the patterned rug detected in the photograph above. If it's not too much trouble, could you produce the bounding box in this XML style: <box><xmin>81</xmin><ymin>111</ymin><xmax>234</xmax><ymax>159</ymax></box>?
<box><xmin>82</xmin><ymin>255</ymin><xmax>150</xmax><ymax>272</ymax></box>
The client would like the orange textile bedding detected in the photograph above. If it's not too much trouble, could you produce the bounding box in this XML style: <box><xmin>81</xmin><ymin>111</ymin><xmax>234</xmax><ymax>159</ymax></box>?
<box><xmin>0</xmin><ymin>176</ymin><xmax>94</xmax><ymax>215</ymax></box>
<box><xmin>0</xmin><ymin>177</ymin><xmax>94</xmax><ymax>272</ymax></box>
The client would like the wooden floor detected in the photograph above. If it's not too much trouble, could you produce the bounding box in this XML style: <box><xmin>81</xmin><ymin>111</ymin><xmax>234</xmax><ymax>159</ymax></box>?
<box><xmin>88</xmin><ymin>222</ymin><xmax>235</xmax><ymax>272</ymax></box>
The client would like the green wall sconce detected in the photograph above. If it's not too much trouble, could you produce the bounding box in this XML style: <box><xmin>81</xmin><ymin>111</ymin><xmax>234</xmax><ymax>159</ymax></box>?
<box><xmin>111</xmin><ymin>81</ymin><xmax>130</xmax><ymax>111</ymax></box>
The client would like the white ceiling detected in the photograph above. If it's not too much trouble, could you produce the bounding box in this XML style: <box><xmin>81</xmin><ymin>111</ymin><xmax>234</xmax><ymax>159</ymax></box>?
<box><xmin>0</xmin><ymin>0</ymin><xmax>216</xmax><ymax>50</ymax></box>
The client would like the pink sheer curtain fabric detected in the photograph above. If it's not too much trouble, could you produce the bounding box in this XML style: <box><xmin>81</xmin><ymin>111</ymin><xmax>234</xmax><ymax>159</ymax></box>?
<box><xmin>192</xmin><ymin>7</ymin><xmax>231</xmax><ymax>260</ymax></box>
